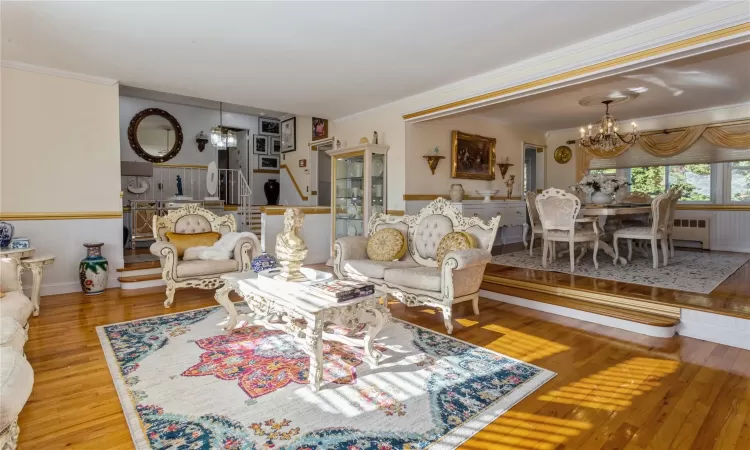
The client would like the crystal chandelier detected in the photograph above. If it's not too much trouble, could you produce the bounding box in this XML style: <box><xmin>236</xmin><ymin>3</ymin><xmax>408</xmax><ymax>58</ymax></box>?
<box><xmin>210</xmin><ymin>102</ymin><xmax>237</xmax><ymax>150</ymax></box>
<box><xmin>578</xmin><ymin>100</ymin><xmax>639</xmax><ymax>153</ymax></box>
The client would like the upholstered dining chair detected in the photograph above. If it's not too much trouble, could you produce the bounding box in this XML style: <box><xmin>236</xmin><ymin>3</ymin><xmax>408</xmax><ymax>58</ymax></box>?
<box><xmin>522</xmin><ymin>192</ymin><xmax>543</xmax><ymax>255</ymax></box>
<box><xmin>620</xmin><ymin>191</ymin><xmax>653</xmax><ymax>228</ymax></box>
<box><xmin>665</xmin><ymin>187</ymin><xmax>682</xmax><ymax>257</ymax></box>
<box><xmin>535</xmin><ymin>188</ymin><xmax>601</xmax><ymax>272</ymax></box>
<box><xmin>613</xmin><ymin>192</ymin><xmax>671</xmax><ymax>268</ymax></box>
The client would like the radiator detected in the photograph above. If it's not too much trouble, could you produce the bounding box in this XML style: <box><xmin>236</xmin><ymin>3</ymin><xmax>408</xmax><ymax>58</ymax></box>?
<box><xmin>672</xmin><ymin>216</ymin><xmax>710</xmax><ymax>249</ymax></box>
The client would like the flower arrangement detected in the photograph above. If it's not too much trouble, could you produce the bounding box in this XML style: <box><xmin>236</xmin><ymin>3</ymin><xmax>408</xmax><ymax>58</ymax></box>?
<box><xmin>577</xmin><ymin>174</ymin><xmax>630</xmax><ymax>195</ymax></box>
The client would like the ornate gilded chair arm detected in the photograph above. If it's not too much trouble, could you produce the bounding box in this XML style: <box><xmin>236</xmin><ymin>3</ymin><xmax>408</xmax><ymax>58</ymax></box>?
<box><xmin>233</xmin><ymin>234</ymin><xmax>261</xmax><ymax>272</ymax></box>
<box><xmin>442</xmin><ymin>248</ymin><xmax>491</xmax><ymax>271</ymax></box>
<box><xmin>150</xmin><ymin>242</ymin><xmax>178</xmax><ymax>273</ymax></box>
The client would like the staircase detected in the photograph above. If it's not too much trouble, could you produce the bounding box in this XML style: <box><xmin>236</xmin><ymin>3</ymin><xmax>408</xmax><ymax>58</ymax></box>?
<box><xmin>117</xmin><ymin>260</ymin><xmax>164</xmax><ymax>289</ymax></box>
<box><xmin>249</xmin><ymin>206</ymin><xmax>262</xmax><ymax>236</ymax></box>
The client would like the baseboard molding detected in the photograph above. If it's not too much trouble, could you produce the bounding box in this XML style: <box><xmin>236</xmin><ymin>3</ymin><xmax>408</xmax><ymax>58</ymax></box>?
<box><xmin>39</xmin><ymin>276</ymin><xmax>121</xmax><ymax>296</ymax></box>
<box><xmin>480</xmin><ymin>290</ymin><xmax>676</xmax><ymax>338</ymax></box>
<box><xmin>709</xmin><ymin>244</ymin><xmax>750</xmax><ymax>253</ymax></box>
<box><xmin>677</xmin><ymin>309</ymin><xmax>750</xmax><ymax>350</ymax></box>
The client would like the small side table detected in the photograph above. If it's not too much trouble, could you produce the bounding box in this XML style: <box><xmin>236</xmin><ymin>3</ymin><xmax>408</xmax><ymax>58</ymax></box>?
<box><xmin>20</xmin><ymin>255</ymin><xmax>55</xmax><ymax>317</ymax></box>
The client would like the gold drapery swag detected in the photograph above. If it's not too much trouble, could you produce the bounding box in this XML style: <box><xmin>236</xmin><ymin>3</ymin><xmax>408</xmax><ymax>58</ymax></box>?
<box><xmin>580</xmin><ymin>121</ymin><xmax>750</xmax><ymax>161</ymax></box>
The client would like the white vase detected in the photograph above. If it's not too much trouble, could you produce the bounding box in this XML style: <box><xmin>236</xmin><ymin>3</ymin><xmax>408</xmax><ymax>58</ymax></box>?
<box><xmin>591</xmin><ymin>191</ymin><xmax>613</xmax><ymax>204</ymax></box>
<box><xmin>449</xmin><ymin>184</ymin><xmax>464</xmax><ymax>203</ymax></box>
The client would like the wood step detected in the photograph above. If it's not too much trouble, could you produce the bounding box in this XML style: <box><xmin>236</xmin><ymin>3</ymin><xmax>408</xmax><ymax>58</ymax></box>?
<box><xmin>481</xmin><ymin>281</ymin><xmax>679</xmax><ymax>328</ymax></box>
<box><xmin>118</xmin><ymin>273</ymin><xmax>163</xmax><ymax>283</ymax></box>
<box><xmin>117</xmin><ymin>261</ymin><xmax>161</xmax><ymax>272</ymax></box>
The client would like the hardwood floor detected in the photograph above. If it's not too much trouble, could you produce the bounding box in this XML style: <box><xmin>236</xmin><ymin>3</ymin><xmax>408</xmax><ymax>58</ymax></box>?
<box><xmin>19</xmin><ymin>285</ymin><xmax>750</xmax><ymax>449</ymax></box>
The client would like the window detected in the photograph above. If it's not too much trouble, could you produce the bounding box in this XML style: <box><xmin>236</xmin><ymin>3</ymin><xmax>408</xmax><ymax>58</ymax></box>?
<box><xmin>628</xmin><ymin>164</ymin><xmax>712</xmax><ymax>201</ymax></box>
<box><xmin>730</xmin><ymin>160</ymin><xmax>750</xmax><ymax>202</ymax></box>
<box><xmin>588</xmin><ymin>168</ymin><xmax>617</xmax><ymax>176</ymax></box>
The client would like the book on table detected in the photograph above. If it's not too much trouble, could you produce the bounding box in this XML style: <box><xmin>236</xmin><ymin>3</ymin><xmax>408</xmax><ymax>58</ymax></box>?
<box><xmin>308</xmin><ymin>280</ymin><xmax>375</xmax><ymax>302</ymax></box>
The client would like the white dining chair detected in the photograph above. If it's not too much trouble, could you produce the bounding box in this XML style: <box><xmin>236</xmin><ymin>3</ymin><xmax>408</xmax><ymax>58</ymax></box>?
<box><xmin>665</xmin><ymin>187</ymin><xmax>682</xmax><ymax>257</ymax></box>
<box><xmin>535</xmin><ymin>188</ymin><xmax>601</xmax><ymax>272</ymax></box>
<box><xmin>522</xmin><ymin>192</ymin><xmax>544</xmax><ymax>255</ymax></box>
<box><xmin>613</xmin><ymin>192</ymin><xmax>671</xmax><ymax>268</ymax></box>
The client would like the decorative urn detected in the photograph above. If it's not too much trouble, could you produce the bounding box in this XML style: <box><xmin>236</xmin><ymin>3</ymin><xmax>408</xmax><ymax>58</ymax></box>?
<box><xmin>591</xmin><ymin>191</ymin><xmax>613</xmax><ymax>205</ymax></box>
<box><xmin>79</xmin><ymin>243</ymin><xmax>109</xmax><ymax>295</ymax></box>
<box><xmin>264</xmin><ymin>179</ymin><xmax>280</xmax><ymax>205</ymax></box>
<box><xmin>449</xmin><ymin>184</ymin><xmax>465</xmax><ymax>203</ymax></box>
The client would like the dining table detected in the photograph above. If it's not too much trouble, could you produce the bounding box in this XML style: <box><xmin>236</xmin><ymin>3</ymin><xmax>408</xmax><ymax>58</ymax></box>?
<box><xmin>559</xmin><ymin>203</ymin><xmax>652</xmax><ymax>266</ymax></box>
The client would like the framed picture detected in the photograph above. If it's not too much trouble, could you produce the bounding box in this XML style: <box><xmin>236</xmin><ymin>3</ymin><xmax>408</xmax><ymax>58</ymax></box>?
<box><xmin>281</xmin><ymin>117</ymin><xmax>296</xmax><ymax>153</ymax></box>
<box><xmin>451</xmin><ymin>130</ymin><xmax>496</xmax><ymax>180</ymax></box>
<box><xmin>258</xmin><ymin>155</ymin><xmax>280</xmax><ymax>170</ymax></box>
<box><xmin>312</xmin><ymin>117</ymin><xmax>328</xmax><ymax>140</ymax></box>
<box><xmin>259</xmin><ymin>118</ymin><xmax>280</xmax><ymax>136</ymax></box>
<box><xmin>253</xmin><ymin>134</ymin><xmax>269</xmax><ymax>155</ymax></box>
<box><xmin>271</xmin><ymin>137</ymin><xmax>281</xmax><ymax>155</ymax></box>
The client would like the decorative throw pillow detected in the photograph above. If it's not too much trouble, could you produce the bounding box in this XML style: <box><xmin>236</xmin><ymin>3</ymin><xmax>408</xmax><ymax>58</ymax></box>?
<box><xmin>367</xmin><ymin>228</ymin><xmax>407</xmax><ymax>261</ymax></box>
<box><xmin>166</xmin><ymin>231</ymin><xmax>221</xmax><ymax>257</ymax></box>
<box><xmin>436</xmin><ymin>232</ymin><xmax>475</xmax><ymax>267</ymax></box>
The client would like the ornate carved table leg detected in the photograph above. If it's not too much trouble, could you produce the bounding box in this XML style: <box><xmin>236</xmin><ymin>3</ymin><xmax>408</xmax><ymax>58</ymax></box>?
<box><xmin>304</xmin><ymin>316</ymin><xmax>324</xmax><ymax>391</ymax></box>
<box><xmin>20</xmin><ymin>256</ymin><xmax>54</xmax><ymax>317</ymax></box>
<box><xmin>214</xmin><ymin>283</ymin><xmax>238</xmax><ymax>332</ymax></box>
<box><xmin>363</xmin><ymin>299</ymin><xmax>388</xmax><ymax>366</ymax></box>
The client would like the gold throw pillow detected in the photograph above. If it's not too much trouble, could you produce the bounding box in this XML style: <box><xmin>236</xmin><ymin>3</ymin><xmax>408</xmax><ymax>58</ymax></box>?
<box><xmin>436</xmin><ymin>231</ymin><xmax>475</xmax><ymax>267</ymax></box>
<box><xmin>367</xmin><ymin>228</ymin><xmax>407</xmax><ymax>261</ymax></box>
<box><xmin>166</xmin><ymin>231</ymin><xmax>221</xmax><ymax>257</ymax></box>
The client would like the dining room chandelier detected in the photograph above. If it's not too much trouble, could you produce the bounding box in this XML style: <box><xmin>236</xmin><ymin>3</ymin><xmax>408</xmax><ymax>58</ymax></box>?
<box><xmin>577</xmin><ymin>100</ymin><xmax>639</xmax><ymax>153</ymax></box>
<box><xmin>210</xmin><ymin>102</ymin><xmax>237</xmax><ymax>150</ymax></box>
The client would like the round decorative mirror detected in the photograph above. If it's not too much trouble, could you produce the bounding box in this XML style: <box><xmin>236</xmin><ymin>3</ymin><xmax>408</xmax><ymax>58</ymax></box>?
<box><xmin>127</xmin><ymin>108</ymin><xmax>183</xmax><ymax>163</ymax></box>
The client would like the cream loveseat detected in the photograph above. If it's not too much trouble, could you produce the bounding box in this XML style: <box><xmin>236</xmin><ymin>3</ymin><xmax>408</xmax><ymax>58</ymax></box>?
<box><xmin>150</xmin><ymin>205</ymin><xmax>260</xmax><ymax>308</ymax></box>
<box><xmin>334</xmin><ymin>198</ymin><xmax>500</xmax><ymax>334</ymax></box>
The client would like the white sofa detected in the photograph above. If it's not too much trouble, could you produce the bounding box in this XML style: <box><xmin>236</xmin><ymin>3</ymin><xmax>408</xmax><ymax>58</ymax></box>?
<box><xmin>0</xmin><ymin>257</ymin><xmax>34</xmax><ymax>450</ymax></box>
<box><xmin>334</xmin><ymin>198</ymin><xmax>500</xmax><ymax>334</ymax></box>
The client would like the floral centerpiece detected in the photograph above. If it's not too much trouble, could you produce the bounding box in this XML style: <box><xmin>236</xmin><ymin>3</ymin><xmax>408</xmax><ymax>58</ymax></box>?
<box><xmin>576</xmin><ymin>174</ymin><xmax>631</xmax><ymax>204</ymax></box>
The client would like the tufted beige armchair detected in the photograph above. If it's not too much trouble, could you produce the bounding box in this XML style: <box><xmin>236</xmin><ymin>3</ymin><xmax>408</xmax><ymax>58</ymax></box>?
<box><xmin>150</xmin><ymin>205</ymin><xmax>260</xmax><ymax>308</ymax></box>
<box><xmin>334</xmin><ymin>198</ymin><xmax>500</xmax><ymax>334</ymax></box>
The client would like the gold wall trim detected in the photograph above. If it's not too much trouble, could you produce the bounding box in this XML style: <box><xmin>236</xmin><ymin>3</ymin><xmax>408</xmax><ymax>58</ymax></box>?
<box><xmin>223</xmin><ymin>205</ymin><xmax>238</xmax><ymax>211</ymax></box>
<box><xmin>403</xmin><ymin>23</ymin><xmax>750</xmax><ymax>120</ymax></box>
<box><xmin>386</xmin><ymin>210</ymin><xmax>405</xmax><ymax>216</ymax></box>
<box><xmin>253</xmin><ymin>169</ymin><xmax>280</xmax><ymax>174</ymax></box>
<box><xmin>677</xmin><ymin>204</ymin><xmax>750</xmax><ymax>211</ymax></box>
<box><xmin>311</xmin><ymin>191</ymin><xmax>318</xmax><ymax>195</ymax></box>
<box><xmin>0</xmin><ymin>211</ymin><xmax>123</xmax><ymax>221</ymax></box>
<box><xmin>261</xmin><ymin>206</ymin><xmax>331</xmax><ymax>215</ymax></box>
<box><xmin>403</xmin><ymin>194</ymin><xmax>523</xmax><ymax>201</ymax></box>
<box><xmin>280</xmin><ymin>164</ymin><xmax>309</xmax><ymax>201</ymax></box>
<box><xmin>154</xmin><ymin>163</ymin><xmax>208</xmax><ymax>169</ymax></box>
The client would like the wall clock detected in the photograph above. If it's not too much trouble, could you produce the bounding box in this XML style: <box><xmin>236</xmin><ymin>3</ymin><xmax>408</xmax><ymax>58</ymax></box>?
<box><xmin>554</xmin><ymin>145</ymin><xmax>572</xmax><ymax>164</ymax></box>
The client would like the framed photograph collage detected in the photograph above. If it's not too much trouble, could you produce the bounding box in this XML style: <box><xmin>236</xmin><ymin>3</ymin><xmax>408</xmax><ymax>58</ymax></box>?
<box><xmin>255</xmin><ymin>117</ymin><xmax>281</xmax><ymax>169</ymax></box>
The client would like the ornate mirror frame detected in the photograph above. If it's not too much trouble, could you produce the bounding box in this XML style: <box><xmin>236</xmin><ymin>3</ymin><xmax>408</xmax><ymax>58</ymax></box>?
<box><xmin>127</xmin><ymin>108</ymin><xmax>184</xmax><ymax>163</ymax></box>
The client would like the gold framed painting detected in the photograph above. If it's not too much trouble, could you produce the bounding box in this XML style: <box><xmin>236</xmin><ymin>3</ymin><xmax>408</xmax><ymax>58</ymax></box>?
<box><xmin>451</xmin><ymin>130</ymin><xmax>496</xmax><ymax>180</ymax></box>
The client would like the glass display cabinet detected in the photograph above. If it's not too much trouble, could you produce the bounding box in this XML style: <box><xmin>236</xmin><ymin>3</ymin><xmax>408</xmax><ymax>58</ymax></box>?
<box><xmin>327</xmin><ymin>143</ymin><xmax>389</xmax><ymax>246</ymax></box>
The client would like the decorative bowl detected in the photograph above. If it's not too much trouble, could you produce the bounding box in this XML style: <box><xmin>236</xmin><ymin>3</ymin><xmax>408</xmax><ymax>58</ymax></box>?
<box><xmin>475</xmin><ymin>190</ymin><xmax>499</xmax><ymax>203</ymax></box>
<box><xmin>251</xmin><ymin>253</ymin><xmax>278</xmax><ymax>273</ymax></box>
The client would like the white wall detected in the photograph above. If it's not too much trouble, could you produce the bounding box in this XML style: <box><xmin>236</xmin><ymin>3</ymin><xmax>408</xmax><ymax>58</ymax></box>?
<box><xmin>1</xmin><ymin>66</ymin><xmax>123</xmax><ymax>294</ymax></box>
<box><xmin>406</xmin><ymin>114</ymin><xmax>544</xmax><ymax>197</ymax></box>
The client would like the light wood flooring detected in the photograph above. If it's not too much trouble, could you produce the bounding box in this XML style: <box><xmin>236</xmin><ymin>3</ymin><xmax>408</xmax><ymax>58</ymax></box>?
<box><xmin>19</xmin><ymin>284</ymin><xmax>750</xmax><ymax>449</ymax></box>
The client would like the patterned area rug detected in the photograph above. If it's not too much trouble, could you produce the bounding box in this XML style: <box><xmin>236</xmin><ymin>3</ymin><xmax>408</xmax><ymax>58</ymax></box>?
<box><xmin>491</xmin><ymin>249</ymin><xmax>749</xmax><ymax>294</ymax></box>
<box><xmin>97</xmin><ymin>306</ymin><xmax>554</xmax><ymax>450</ymax></box>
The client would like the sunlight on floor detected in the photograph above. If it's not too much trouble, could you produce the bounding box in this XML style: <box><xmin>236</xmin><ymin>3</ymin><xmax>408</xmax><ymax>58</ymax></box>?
<box><xmin>538</xmin><ymin>357</ymin><xmax>679</xmax><ymax>411</ymax></box>
<box><xmin>460</xmin><ymin>411</ymin><xmax>593</xmax><ymax>449</ymax></box>
<box><xmin>419</xmin><ymin>309</ymin><xmax>436</xmax><ymax>315</ymax></box>
<box><xmin>482</xmin><ymin>324</ymin><xmax>570</xmax><ymax>362</ymax></box>
<box><xmin>456</xmin><ymin>318</ymin><xmax>479</xmax><ymax>327</ymax></box>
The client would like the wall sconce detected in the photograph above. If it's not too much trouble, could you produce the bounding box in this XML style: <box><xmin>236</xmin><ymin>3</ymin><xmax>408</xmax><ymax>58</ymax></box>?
<box><xmin>497</xmin><ymin>156</ymin><xmax>514</xmax><ymax>179</ymax></box>
<box><xmin>196</xmin><ymin>131</ymin><xmax>209</xmax><ymax>152</ymax></box>
<box><xmin>423</xmin><ymin>146</ymin><xmax>444</xmax><ymax>175</ymax></box>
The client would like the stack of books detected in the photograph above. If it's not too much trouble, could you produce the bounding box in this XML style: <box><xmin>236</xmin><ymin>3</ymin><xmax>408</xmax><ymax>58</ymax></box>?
<box><xmin>308</xmin><ymin>280</ymin><xmax>375</xmax><ymax>302</ymax></box>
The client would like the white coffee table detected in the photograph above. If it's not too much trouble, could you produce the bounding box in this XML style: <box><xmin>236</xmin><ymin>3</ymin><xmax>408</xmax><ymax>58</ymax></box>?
<box><xmin>214</xmin><ymin>268</ymin><xmax>390</xmax><ymax>391</ymax></box>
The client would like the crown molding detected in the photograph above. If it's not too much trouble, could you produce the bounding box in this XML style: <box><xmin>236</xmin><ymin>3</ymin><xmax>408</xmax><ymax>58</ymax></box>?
<box><xmin>334</xmin><ymin>1</ymin><xmax>749</xmax><ymax>124</ymax></box>
<box><xmin>546</xmin><ymin>101</ymin><xmax>750</xmax><ymax>135</ymax></box>
<box><xmin>0</xmin><ymin>60</ymin><xmax>118</xmax><ymax>85</ymax></box>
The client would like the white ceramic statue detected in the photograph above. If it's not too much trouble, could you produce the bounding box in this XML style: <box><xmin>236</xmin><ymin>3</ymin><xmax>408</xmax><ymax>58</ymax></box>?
<box><xmin>275</xmin><ymin>208</ymin><xmax>308</xmax><ymax>282</ymax></box>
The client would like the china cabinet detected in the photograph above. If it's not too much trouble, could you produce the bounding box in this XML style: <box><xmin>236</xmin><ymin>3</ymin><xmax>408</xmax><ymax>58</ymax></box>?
<box><xmin>327</xmin><ymin>144</ymin><xmax>389</xmax><ymax>247</ymax></box>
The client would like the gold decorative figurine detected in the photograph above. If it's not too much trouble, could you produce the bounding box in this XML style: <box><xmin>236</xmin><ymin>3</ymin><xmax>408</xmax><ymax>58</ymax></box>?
<box><xmin>275</xmin><ymin>208</ymin><xmax>308</xmax><ymax>282</ymax></box>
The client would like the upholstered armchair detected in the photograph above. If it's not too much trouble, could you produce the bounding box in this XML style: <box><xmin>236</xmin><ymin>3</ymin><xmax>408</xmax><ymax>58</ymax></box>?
<box><xmin>334</xmin><ymin>198</ymin><xmax>500</xmax><ymax>334</ymax></box>
<box><xmin>150</xmin><ymin>205</ymin><xmax>260</xmax><ymax>308</ymax></box>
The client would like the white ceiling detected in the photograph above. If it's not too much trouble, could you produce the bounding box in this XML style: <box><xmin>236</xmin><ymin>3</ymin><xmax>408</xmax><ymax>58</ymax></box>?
<box><xmin>469</xmin><ymin>43</ymin><xmax>750</xmax><ymax>131</ymax></box>
<box><xmin>0</xmin><ymin>1</ymin><xmax>699</xmax><ymax>119</ymax></box>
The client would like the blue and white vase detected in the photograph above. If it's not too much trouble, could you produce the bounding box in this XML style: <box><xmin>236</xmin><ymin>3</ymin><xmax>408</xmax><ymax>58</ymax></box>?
<box><xmin>9</xmin><ymin>237</ymin><xmax>30</xmax><ymax>249</ymax></box>
<box><xmin>251</xmin><ymin>253</ymin><xmax>278</xmax><ymax>273</ymax></box>
<box><xmin>79</xmin><ymin>243</ymin><xmax>108</xmax><ymax>295</ymax></box>
<box><xmin>0</xmin><ymin>222</ymin><xmax>13</xmax><ymax>248</ymax></box>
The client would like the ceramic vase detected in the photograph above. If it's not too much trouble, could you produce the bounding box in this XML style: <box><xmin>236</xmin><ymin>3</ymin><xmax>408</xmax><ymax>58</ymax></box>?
<box><xmin>264</xmin><ymin>179</ymin><xmax>280</xmax><ymax>205</ymax></box>
<box><xmin>591</xmin><ymin>191</ymin><xmax>613</xmax><ymax>205</ymax></box>
<box><xmin>79</xmin><ymin>243</ymin><xmax>108</xmax><ymax>295</ymax></box>
<box><xmin>0</xmin><ymin>221</ymin><xmax>13</xmax><ymax>248</ymax></box>
<box><xmin>449</xmin><ymin>184</ymin><xmax>464</xmax><ymax>203</ymax></box>
<box><xmin>251</xmin><ymin>253</ymin><xmax>278</xmax><ymax>273</ymax></box>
